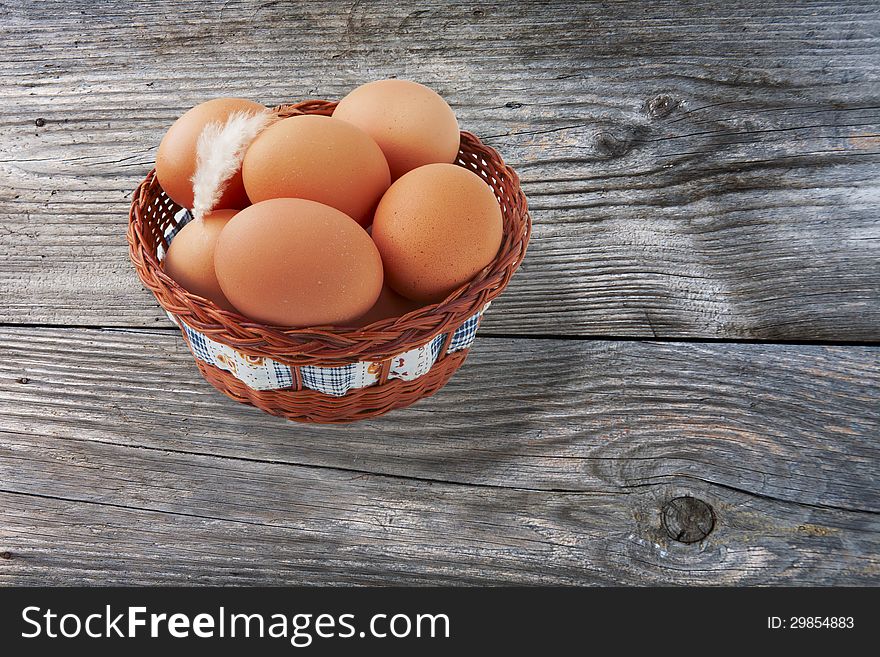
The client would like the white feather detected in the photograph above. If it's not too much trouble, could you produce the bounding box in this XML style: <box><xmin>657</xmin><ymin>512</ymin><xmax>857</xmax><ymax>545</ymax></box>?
<box><xmin>191</xmin><ymin>108</ymin><xmax>274</xmax><ymax>221</ymax></box>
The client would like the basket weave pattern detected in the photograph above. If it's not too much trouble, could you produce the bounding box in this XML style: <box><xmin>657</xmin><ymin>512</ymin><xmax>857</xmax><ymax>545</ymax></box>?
<box><xmin>128</xmin><ymin>100</ymin><xmax>531</xmax><ymax>422</ymax></box>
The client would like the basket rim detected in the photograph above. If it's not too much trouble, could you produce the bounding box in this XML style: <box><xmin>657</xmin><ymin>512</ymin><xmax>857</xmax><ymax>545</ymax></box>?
<box><xmin>128</xmin><ymin>99</ymin><xmax>531</xmax><ymax>366</ymax></box>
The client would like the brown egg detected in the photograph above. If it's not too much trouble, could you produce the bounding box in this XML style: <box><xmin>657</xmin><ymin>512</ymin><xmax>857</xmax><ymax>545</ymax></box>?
<box><xmin>156</xmin><ymin>97</ymin><xmax>265</xmax><ymax>210</ymax></box>
<box><xmin>333</xmin><ymin>79</ymin><xmax>460</xmax><ymax>180</ymax></box>
<box><xmin>241</xmin><ymin>115</ymin><xmax>390</xmax><ymax>227</ymax></box>
<box><xmin>372</xmin><ymin>163</ymin><xmax>503</xmax><ymax>303</ymax></box>
<box><xmin>345</xmin><ymin>284</ymin><xmax>425</xmax><ymax>328</ymax></box>
<box><xmin>214</xmin><ymin>198</ymin><xmax>383</xmax><ymax>327</ymax></box>
<box><xmin>163</xmin><ymin>209</ymin><xmax>239</xmax><ymax>311</ymax></box>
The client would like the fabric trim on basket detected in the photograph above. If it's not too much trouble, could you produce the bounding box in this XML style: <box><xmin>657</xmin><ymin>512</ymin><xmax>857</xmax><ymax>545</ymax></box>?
<box><xmin>168</xmin><ymin>308</ymin><xmax>485</xmax><ymax>395</ymax></box>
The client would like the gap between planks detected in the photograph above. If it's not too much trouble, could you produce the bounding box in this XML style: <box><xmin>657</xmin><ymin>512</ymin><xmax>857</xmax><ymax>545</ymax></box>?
<box><xmin>1</xmin><ymin>321</ymin><xmax>879</xmax><ymax>347</ymax></box>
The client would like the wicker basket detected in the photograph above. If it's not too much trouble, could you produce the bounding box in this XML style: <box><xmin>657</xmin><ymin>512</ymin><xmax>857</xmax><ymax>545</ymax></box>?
<box><xmin>128</xmin><ymin>99</ymin><xmax>531</xmax><ymax>423</ymax></box>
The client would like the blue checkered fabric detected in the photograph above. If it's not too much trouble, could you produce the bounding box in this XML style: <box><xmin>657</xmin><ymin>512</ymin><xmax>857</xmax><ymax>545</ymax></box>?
<box><xmin>165</xmin><ymin>208</ymin><xmax>193</xmax><ymax>246</ymax></box>
<box><xmin>273</xmin><ymin>362</ymin><xmax>294</xmax><ymax>389</ymax></box>
<box><xmin>300</xmin><ymin>363</ymin><xmax>360</xmax><ymax>397</ymax></box>
<box><xmin>430</xmin><ymin>333</ymin><xmax>447</xmax><ymax>361</ymax></box>
<box><xmin>447</xmin><ymin>312</ymin><xmax>481</xmax><ymax>352</ymax></box>
<box><xmin>181</xmin><ymin>322</ymin><xmax>212</xmax><ymax>362</ymax></box>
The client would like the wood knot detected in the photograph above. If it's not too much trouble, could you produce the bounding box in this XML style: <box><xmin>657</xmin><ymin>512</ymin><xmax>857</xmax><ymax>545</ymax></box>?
<box><xmin>0</xmin><ymin>551</ymin><xmax>12</xmax><ymax>560</ymax></box>
<box><xmin>17</xmin><ymin>377</ymin><xmax>30</xmax><ymax>384</ymax></box>
<box><xmin>661</xmin><ymin>496</ymin><xmax>715</xmax><ymax>544</ymax></box>
<box><xmin>505</xmin><ymin>101</ymin><xmax>523</xmax><ymax>109</ymax></box>
<box><xmin>646</xmin><ymin>94</ymin><xmax>678</xmax><ymax>119</ymax></box>
<box><xmin>34</xmin><ymin>118</ymin><xmax>46</xmax><ymax>127</ymax></box>
<box><xmin>472</xmin><ymin>8</ymin><xmax>484</xmax><ymax>17</ymax></box>
<box><xmin>594</xmin><ymin>131</ymin><xmax>631</xmax><ymax>158</ymax></box>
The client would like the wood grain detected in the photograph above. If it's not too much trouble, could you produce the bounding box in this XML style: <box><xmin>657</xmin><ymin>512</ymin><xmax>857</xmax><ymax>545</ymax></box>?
<box><xmin>0</xmin><ymin>327</ymin><xmax>877</xmax><ymax>584</ymax></box>
<box><xmin>0</xmin><ymin>0</ymin><xmax>877</xmax><ymax>588</ymax></box>
<box><xmin>2</xmin><ymin>468</ymin><xmax>877</xmax><ymax>586</ymax></box>
<box><xmin>0</xmin><ymin>0</ymin><xmax>879</xmax><ymax>339</ymax></box>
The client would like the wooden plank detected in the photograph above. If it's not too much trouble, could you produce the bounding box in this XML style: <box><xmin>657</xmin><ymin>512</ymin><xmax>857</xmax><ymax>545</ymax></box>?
<box><xmin>1</xmin><ymin>436</ymin><xmax>878</xmax><ymax>585</ymax></box>
<box><xmin>1</xmin><ymin>327</ymin><xmax>877</xmax><ymax>512</ymax></box>
<box><xmin>0</xmin><ymin>324</ymin><xmax>877</xmax><ymax>589</ymax></box>
<box><xmin>1</xmin><ymin>0</ymin><xmax>879</xmax><ymax>338</ymax></box>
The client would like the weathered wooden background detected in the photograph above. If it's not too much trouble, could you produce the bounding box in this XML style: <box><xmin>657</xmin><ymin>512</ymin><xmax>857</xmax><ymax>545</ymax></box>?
<box><xmin>0</xmin><ymin>0</ymin><xmax>878</xmax><ymax>584</ymax></box>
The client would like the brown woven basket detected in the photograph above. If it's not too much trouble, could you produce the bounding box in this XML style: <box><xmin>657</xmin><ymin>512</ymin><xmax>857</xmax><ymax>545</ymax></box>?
<box><xmin>128</xmin><ymin>99</ymin><xmax>531</xmax><ymax>422</ymax></box>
